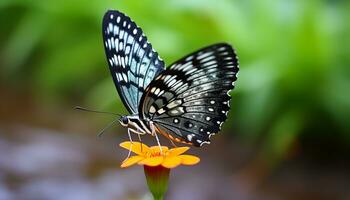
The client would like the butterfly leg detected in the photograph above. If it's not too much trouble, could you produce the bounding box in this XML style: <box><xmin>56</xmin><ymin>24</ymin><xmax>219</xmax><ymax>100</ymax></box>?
<box><xmin>150</xmin><ymin>121</ymin><xmax>163</xmax><ymax>154</ymax></box>
<box><xmin>137</xmin><ymin>129</ymin><xmax>143</xmax><ymax>152</ymax></box>
<box><xmin>125</xmin><ymin>128</ymin><xmax>134</xmax><ymax>161</ymax></box>
<box><xmin>125</xmin><ymin>128</ymin><xmax>146</xmax><ymax>160</ymax></box>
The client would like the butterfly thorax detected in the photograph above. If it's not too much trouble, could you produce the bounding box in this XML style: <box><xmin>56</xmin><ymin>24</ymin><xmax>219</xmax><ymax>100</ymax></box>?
<box><xmin>120</xmin><ymin>115</ymin><xmax>152</xmax><ymax>135</ymax></box>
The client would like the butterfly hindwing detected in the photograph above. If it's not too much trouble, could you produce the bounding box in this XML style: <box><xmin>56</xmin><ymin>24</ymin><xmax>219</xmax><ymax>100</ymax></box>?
<box><xmin>102</xmin><ymin>10</ymin><xmax>165</xmax><ymax>114</ymax></box>
<box><xmin>139</xmin><ymin>43</ymin><xmax>239</xmax><ymax>146</ymax></box>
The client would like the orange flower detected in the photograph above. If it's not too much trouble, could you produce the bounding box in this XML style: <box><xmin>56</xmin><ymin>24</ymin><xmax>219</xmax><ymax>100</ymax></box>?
<box><xmin>119</xmin><ymin>141</ymin><xmax>200</xmax><ymax>168</ymax></box>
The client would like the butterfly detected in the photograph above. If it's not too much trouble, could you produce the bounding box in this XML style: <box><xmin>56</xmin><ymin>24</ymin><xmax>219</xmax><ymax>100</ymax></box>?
<box><xmin>102</xmin><ymin>10</ymin><xmax>239</xmax><ymax>147</ymax></box>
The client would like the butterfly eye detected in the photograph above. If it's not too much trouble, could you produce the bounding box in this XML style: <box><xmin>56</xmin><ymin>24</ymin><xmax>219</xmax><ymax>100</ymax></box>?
<box><xmin>120</xmin><ymin>116</ymin><xmax>129</xmax><ymax>126</ymax></box>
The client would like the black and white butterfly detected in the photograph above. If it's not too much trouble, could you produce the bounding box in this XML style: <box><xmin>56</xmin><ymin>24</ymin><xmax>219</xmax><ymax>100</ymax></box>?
<box><xmin>102</xmin><ymin>10</ymin><xmax>239</xmax><ymax>147</ymax></box>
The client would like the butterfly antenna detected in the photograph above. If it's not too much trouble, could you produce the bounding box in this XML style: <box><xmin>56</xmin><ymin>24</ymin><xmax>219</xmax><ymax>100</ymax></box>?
<box><xmin>97</xmin><ymin>118</ymin><xmax>120</xmax><ymax>138</ymax></box>
<box><xmin>74</xmin><ymin>106</ymin><xmax>122</xmax><ymax>116</ymax></box>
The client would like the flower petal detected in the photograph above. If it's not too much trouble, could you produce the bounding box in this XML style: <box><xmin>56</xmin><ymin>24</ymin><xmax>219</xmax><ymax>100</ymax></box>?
<box><xmin>161</xmin><ymin>156</ymin><xmax>182</xmax><ymax>168</ymax></box>
<box><xmin>179</xmin><ymin>155</ymin><xmax>200</xmax><ymax>165</ymax></box>
<box><xmin>121</xmin><ymin>156</ymin><xmax>144</xmax><ymax>168</ymax></box>
<box><xmin>168</xmin><ymin>147</ymin><xmax>189</xmax><ymax>157</ymax></box>
<box><xmin>138</xmin><ymin>156</ymin><xmax>164</xmax><ymax>167</ymax></box>
<box><xmin>150</xmin><ymin>146</ymin><xmax>169</xmax><ymax>153</ymax></box>
<box><xmin>119</xmin><ymin>141</ymin><xmax>149</xmax><ymax>155</ymax></box>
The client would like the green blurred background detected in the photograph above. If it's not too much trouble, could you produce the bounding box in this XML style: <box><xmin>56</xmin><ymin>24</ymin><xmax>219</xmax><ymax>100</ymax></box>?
<box><xmin>1</xmin><ymin>0</ymin><xmax>349</xmax><ymax>199</ymax></box>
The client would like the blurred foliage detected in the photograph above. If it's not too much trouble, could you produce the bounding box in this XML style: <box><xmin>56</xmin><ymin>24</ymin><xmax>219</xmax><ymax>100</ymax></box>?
<box><xmin>1</xmin><ymin>0</ymin><xmax>350</xmax><ymax>160</ymax></box>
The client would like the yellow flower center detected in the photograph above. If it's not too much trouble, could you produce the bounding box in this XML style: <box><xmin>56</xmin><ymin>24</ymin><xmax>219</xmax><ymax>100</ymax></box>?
<box><xmin>146</xmin><ymin>149</ymin><xmax>169</xmax><ymax>157</ymax></box>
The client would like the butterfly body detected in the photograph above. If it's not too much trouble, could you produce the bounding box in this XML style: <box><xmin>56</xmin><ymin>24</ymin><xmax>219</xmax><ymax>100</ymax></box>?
<box><xmin>103</xmin><ymin>10</ymin><xmax>239</xmax><ymax>147</ymax></box>
<box><xmin>119</xmin><ymin>115</ymin><xmax>151</xmax><ymax>135</ymax></box>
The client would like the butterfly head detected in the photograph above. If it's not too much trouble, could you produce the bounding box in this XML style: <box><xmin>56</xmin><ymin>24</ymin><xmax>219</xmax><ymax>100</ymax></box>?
<box><xmin>119</xmin><ymin>116</ymin><xmax>129</xmax><ymax>127</ymax></box>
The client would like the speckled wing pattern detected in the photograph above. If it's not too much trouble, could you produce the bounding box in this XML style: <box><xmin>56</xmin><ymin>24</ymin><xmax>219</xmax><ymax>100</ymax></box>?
<box><xmin>139</xmin><ymin>44</ymin><xmax>239</xmax><ymax>146</ymax></box>
<box><xmin>102</xmin><ymin>10</ymin><xmax>165</xmax><ymax>114</ymax></box>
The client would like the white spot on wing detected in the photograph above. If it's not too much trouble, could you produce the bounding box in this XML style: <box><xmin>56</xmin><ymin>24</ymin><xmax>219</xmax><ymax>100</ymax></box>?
<box><xmin>182</xmin><ymin>63</ymin><xmax>194</xmax><ymax>72</ymax></box>
<box><xmin>150</xmin><ymin>106</ymin><xmax>156</xmax><ymax>113</ymax></box>
<box><xmin>200</xmin><ymin>55</ymin><xmax>215</xmax><ymax>63</ymax></box>
<box><xmin>113</xmin><ymin>25</ymin><xmax>119</xmax><ymax>35</ymax></box>
<box><xmin>108</xmin><ymin>23</ymin><xmax>113</xmax><ymax>33</ymax></box>
<box><xmin>187</xmin><ymin>134</ymin><xmax>193</xmax><ymax>141</ymax></box>
<box><xmin>127</xmin><ymin>36</ymin><xmax>134</xmax><ymax>45</ymax></box>
<box><xmin>121</xmin><ymin>56</ymin><xmax>126</xmax><ymax>68</ymax></box>
<box><xmin>125</xmin><ymin>45</ymin><xmax>131</xmax><ymax>54</ymax></box>
<box><xmin>158</xmin><ymin>90</ymin><xmax>164</xmax><ymax>96</ymax></box>
<box><xmin>185</xmin><ymin>68</ymin><xmax>197</xmax><ymax>75</ymax></box>
<box><xmin>197</xmin><ymin>51</ymin><xmax>213</xmax><ymax>59</ymax></box>
<box><xmin>163</xmin><ymin>75</ymin><xmax>172</xmax><ymax>83</ymax></box>
<box><xmin>117</xmin><ymin>73</ymin><xmax>123</xmax><ymax>81</ymax></box>
<box><xmin>185</xmin><ymin>55</ymin><xmax>194</xmax><ymax>61</ymax></box>
<box><xmin>203</xmin><ymin>60</ymin><xmax>217</xmax><ymax>67</ymax></box>
<box><xmin>122</xmin><ymin>73</ymin><xmax>128</xmax><ymax>82</ymax></box>
<box><xmin>113</xmin><ymin>54</ymin><xmax>118</xmax><ymax>65</ymax></box>
<box><xmin>170</xmin><ymin>109</ymin><xmax>179</xmax><ymax>115</ymax></box>
<box><xmin>119</xmin><ymin>30</ymin><xmax>124</xmax><ymax>39</ymax></box>
<box><xmin>157</xmin><ymin>108</ymin><xmax>165</xmax><ymax>115</ymax></box>
<box><xmin>200</xmin><ymin>141</ymin><xmax>211</xmax><ymax>146</ymax></box>
<box><xmin>168</xmin><ymin>79</ymin><xmax>177</xmax><ymax>87</ymax></box>
<box><xmin>154</xmin><ymin>88</ymin><xmax>160</xmax><ymax>95</ymax></box>
<box><xmin>167</xmin><ymin>99</ymin><xmax>182</xmax><ymax>109</ymax></box>
<box><xmin>117</xmin><ymin>55</ymin><xmax>122</xmax><ymax>66</ymax></box>
<box><xmin>114</xmin><ymin>38</ymin><xmax>119</xmax><ymax>52</ymax></box>
<box><xmin>119</xmin><ymin>42</ymin><xmax>123</xmax><ymax>51</ymax></box>
<box><xmin>107</xmin><ymin>39</ymin><xmax>111</xmax><ymax>49</ymax></box>
<box><xmin>218</xmin><ymin>46</ymin><xmax>227</xmax><ymax>51</ymax></box>
<box><xmin>110</xmin><ymin>37</ymin><xmax>115</xmax><ymax>48</ymax></box>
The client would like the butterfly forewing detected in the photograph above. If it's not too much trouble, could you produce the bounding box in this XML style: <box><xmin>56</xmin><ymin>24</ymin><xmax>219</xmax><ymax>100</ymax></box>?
<box><xmin>139</xmin><ymin>43</ymin><xmax>239</xmax><ymax>146</ymax></box>
<box><xmin>102</xmin><ymin>10</ymin><xmax>165</xmax><ymax>114</ymax></box>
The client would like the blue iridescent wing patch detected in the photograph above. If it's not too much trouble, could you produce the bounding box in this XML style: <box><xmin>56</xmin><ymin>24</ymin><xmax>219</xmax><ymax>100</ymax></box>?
<box><xmin>139</xmin><ymin>44</ymin><xmax>239</xmax><ymax>146</ymax></box>
<box><xmin>102</xmin><ymin>10</ymin><xmax>165</xmax><ymax>114</ymax></box>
